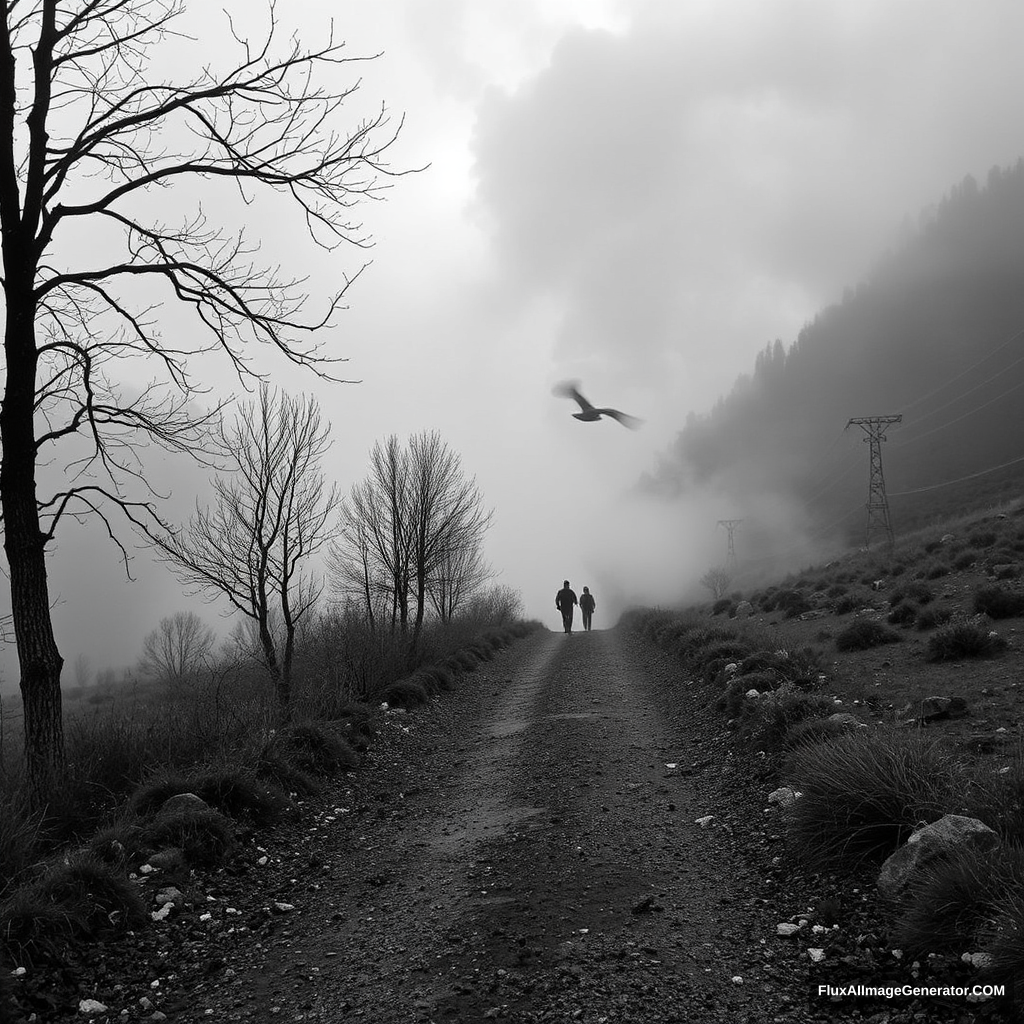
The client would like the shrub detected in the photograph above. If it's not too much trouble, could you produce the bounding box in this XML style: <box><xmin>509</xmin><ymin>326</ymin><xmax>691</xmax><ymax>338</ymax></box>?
<box><xmin>380</xmin><ymin>677</ymin><xmax>431</xmax><ymax>708</ymax></box>
<box><xmin>833</xmin><ymin>593</ymin><xmax>870</xmax><ymax>615</ymax></box>
<box><xmin>835</xmin><ymin>618</ymin><xmax>902</xmax><ymax>652</ymax></box>
<box><xmin>925</xmin><ymin>563</ymin><xmax>949</xmax><ymax>580</ymax></box>
<box><xmin>256</xmin><ymin>752</ymin><xmax>320</xmax><ymax>798</ymax></box>
<box><xmin>715</xmin><ymin>671</ymin><xmax>779</xmax><ymax>718</ymax></box>
<box><xmin>32</xmin><ymin>853</ymin><xmax>147</xmax><ymax>935</ymax></box>
<box><xmin>273</xmin><ymin>722</ymin><xmax>361</xmax><ymax>774</ymax></box>
<box><xmin>128</xmin><ymin>775</ymin><xmax>191</xmax><ymax>818</ymax></box>
<box><xmin>952</xmin><ymin>551</ymin><xmax>979</xmax><ymax>571</ymax></box>
<box><xmin>886</xmin><ymin>603</ymin><xmax>918</xmax><ymax>626</ymax></box>
<box><xmin>973</xmin><ymin>585</ymin><xmax>1024</xmax><ymax>620</ymax></box>
<box><xmin>87</xmin><ymin>821</ymin><xmax>150</xmax><ymax>867</ymax></box>
<box><xmin>784</xmin><ymin>730</ymin><xmax>963</xmax><ymax>869</ymax></box>
<box><xmin>891</xmin><ymin>581</ymin><xmax>934</xmax><ymax>606</ymax></box>
<box><xmin>915</xmin><ymin>606</ymin><xmax>953</xmax><ymax>631</ymax></box>
<box><xmin>926</xmin><ymin>614</ymin><xmax>1008</xmax><ymax>661</ymax></box>
<box><xmin>419</xmin><ymin>665</ymin><xmax>455</xmax><ymax>693</ymax></box>
<box><xmin>968</xmin><ymin>530</ymin><xmax>998</xmax><ymax>548</ymax></box>
<box><xmin>896</xmin><ymin>844</ymin><xmax>1024</xmax><ymax>957</ymax></box>
<box><xmin>736</xmin><ymin>685</ymin><xmax>836</xmax><ymax>752</ymax></box>
<box><xmin>189</xmin><ymin>769</ymin><xmax>292</xmax><ymax>825</ymax></box>
<box><xmin>142</xmin><ymin>808</ymin><xmax>234</xmax><ymax>867</ymax></box>
<box><xmin>711</xmin><ymin>598</ymin><xmax>733</xmax><ymax>616</ymax></box>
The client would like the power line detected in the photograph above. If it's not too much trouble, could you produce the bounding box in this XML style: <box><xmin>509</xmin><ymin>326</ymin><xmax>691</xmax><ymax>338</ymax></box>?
<box><xmin>888</xmin><ymin>452</ymin><xmax>1024</xmax><ymax>497</ymax></box>
<box><xmin>899</xmin><ymin>323</ymin><xmax>1024</xmax><ymax>416</ymax></box>
<box><xmin>893</xmin><ymin>375</ymin><xmax>1024</xmax><ymax>449</ymax></box>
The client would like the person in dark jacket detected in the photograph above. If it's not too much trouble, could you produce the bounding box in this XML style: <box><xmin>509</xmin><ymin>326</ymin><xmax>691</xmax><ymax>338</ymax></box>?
<box><xmin>579</xmin><ymin>586</ymin><xmax>596</xmax><ymax>630</ymax></box>
<box><xmin>555</xmin><ymin>580</ymin><xmax>577</xmax><ymax>633</ymax></box>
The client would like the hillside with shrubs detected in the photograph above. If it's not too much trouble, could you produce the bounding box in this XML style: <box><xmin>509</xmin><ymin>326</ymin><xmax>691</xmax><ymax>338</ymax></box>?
<box><xmin>625</xmin><ymin>499</ymin><xmax>1024</xmax><ymax>1012</ymax></box>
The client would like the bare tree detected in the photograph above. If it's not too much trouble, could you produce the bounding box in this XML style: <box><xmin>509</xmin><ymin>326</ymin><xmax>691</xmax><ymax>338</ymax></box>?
<box><xmin>700</xmin><ymin>566</ymin><xmax>732</xmax><ymax>601</ymax></box>
<box><xmin>138</xmin><ymin>610</ymin><xmax>214</xmax><ymax>685</ymax></box>
<box><xmin>331</xmin><ymin>435</ymin><xmax>413</xmax><ymax>633</ymax></box>
<box><xmin>0</xmin><ymin>2</ymin><xmax>404</xmax><ymax>796</ymax></box>
<box><xmin>331</xmin><ymin>432</ymin><xmax>492</xmax><ymax>654</ymax></box>
<box><xmin>407</xmin><ymin>431</ymin><xmax>491</xmax><ymax>643</ymax></box>
<box><xmin>157</xmin><ymin>386</ymin><xmax>339</xmax><ymax>715</ymax></box>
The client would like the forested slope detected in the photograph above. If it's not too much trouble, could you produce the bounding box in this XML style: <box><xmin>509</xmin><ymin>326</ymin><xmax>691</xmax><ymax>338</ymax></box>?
<box><xmin>644</xmin><ymin>160</ymin><xmax>1024</xmax><ymax>542</ymax></box>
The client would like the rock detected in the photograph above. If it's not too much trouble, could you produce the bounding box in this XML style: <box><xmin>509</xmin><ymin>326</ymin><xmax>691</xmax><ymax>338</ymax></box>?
<box><xmin>694</xmin><ymin>815</ymin><xmax>714</xmax><ymax>827</ymax></box>
<box><xmin>151</xmin><ymin>902</ymin><xmax>174</xmax><ymax>922</ymax></box>
<box><xmin>272</xmin><ymin>902</ymin><xmax>296</xmax><ymax>913</ymax></box>
<box><xmin>919</xmin><ymin>695</ymin><xmax>969</xmax><ymax>721</ymax></box>
<box><xmin>962</xmin><ymin>951</ymin><xmax>993</xmax><ymax>970</ymax></box>
<box><xmin>734</xmin><ymin>601</ymin><xmax>753</xmax><ymax>618</ymax></box>
<box><xmin>745</xmin><ymin>689</ymin><xmax>760</xmax><ymax>699</ymax></box>
<box><xmin>158</xmin><ymin>792</ymin><xmax>209</xmax><ymax>817</ymax></box>
<box><xmin>878</xmin><ymin>815</ymin><xmax>999</xmax><ymax>899</ymax></box>
<box><xmin>154</xmin><ymin>887</ymin><xmax>184</xmax><ymax>905</ymax></box>
<box><xmin>145</xmin><ymin>848</ymin><xmax>185</xmax><ymax>872</ymax></box>
<box><xmin>79</xmin><ymin>1000</ymin><xmax>109</xmax><ymax>1016</ymax></box>
<box><xmin>807</xmin><ymin>948</ymin><xmax>826</xmax><ymax>963</ymax></box>
<box><xmin>724</xmin><ymin>662</ymin><xmax>739</xmax><ymax>675</ymax></box>
<box><xmin>768</xmin><ymin>787</ymin><xmax>798</xmax><ymax>808</ymax></box>
<box><xmin>776</xmin><ymin>922</ymin><xmax>801</xmax><ymax>937</ymax></box>
<box><xmin>799</xmin><ymin>609</ymin><xmax>827</xmax><ymax>620</ymax></box>
<box><xmin>827</xmin><ymin>712</ymin><xmax>867</xmax><ymax>729</ymax></box>
<box><xmin>940</xmin><ymin>533</ymin><xmax>956</xmax><ymax>544</ymax></box>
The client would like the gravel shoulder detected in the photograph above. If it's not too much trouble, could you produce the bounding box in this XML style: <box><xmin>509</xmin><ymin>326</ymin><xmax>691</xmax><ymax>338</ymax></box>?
<box><xmin>156</xmin><ymin>628</ymin><xmax>820</xmax><ymax>1024</ymax></box>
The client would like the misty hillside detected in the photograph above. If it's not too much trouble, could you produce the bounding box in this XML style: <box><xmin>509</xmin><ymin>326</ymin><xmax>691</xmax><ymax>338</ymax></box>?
<box><xmin>644</xmin><ymin>159</ymin><xmax>1024</xmax><ymax>543</ymax></box>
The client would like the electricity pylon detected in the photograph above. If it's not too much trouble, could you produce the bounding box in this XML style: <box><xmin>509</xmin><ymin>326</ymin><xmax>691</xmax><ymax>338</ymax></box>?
<box><xmin>846</xmin><ymin>415</ymin><xmax>901</xmax><ymax>552</ymax></box>
<box><xmin>717</xmin><ymin>519</ymin><xmax>743</xmax><ymax>570</ymax></box>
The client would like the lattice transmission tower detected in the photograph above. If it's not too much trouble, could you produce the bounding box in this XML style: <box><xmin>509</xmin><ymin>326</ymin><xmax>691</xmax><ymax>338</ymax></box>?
<box><xmin>717</xmin><ymin>519</ymin><xmax>743</xmax><ymax>570</ymax></box>
<box><xmin>846</xmin><ymin>415</ymin><xmax>902</xmax><ymax>552</ymax></box>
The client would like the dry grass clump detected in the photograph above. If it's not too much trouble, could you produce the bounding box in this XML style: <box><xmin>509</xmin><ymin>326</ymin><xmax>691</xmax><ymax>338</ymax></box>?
<box><xmin>784</xmin><ymin>729</ymin><xmax>963</xmax><ymax>869</ymax></box>
<box><xmin>380</xmin><ymin>676</ymin><xmax>431</xmax><ymax>708</ymax></box>
<box><xmin>835</xmin><ymin>618</ymin><xmax>902</xmax><ymax>652</ymax></box>
<box><xmin>0</xmin><ymin>853</ymin><xmax>147</xmax><ymax>964</ymax></box>
<box><xmin>736</xmin><ymin>685</ymin><xmax>835</xmax><ymax>752</ymax></box>
<box><xmin>271</xmin><ymin>722</ymin><xmax>361</xmax><ymax>774</ymax></box>
<box><xmin>783</xmin><ymin>715</ymin><xmax>862</xmax><ymax>750</ymax></box>
<box><xmin>989</xmin><ymin>891</ymin><xmax>1024</xmax><ymax>1001</ymax></box>
<box><xmin>915</xmin><ymin>605</ymin><xmax>953</xmax><ymax>631</ymax></box>
<box><xmin>972</xmin><ymin>584</ymin><xmax>1024</xmax><ymax>620</ymax></box>
<box><xmin>925</xmin><ymin>613</ymin><xmax>1007</xmax><ymax>661</ymax></box>
<box><xmin>962</xmin><ymin>761</ymin><xmax>1024</xmax><ymax>844</ymax></box>
<box><xmin>142</xmin><ymin>808</ymin><xmax>234</xmax><ymax>867</ymax></box>
<box><xmin>895</xmin><ymin>843</ymin><xmax>1024</xmax><ymax>958</ymax></box>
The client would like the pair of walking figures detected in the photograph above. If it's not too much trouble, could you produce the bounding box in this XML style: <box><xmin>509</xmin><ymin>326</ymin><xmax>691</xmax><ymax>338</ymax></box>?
<box><xmin>554</xmin><ymin>581</ymin><xmax>596</xmax><ymax>633</ymax></box>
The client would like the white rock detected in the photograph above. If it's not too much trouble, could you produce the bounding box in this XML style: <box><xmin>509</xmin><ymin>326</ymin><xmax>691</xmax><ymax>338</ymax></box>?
<box><xmin>731</xmin><ymin>975</ymin><xmax>743</xmax><ymax>985</ymax></box>
<box><xmin>724</xmin><ymin>663</ymin><xmax>739</xmax><ymax>675</ymax></box>
<box><xmin>150</xmin><ymin>902</ymin><xmax>173</xmax><ymax>922</ymax></box>
<box><xmin>694</xmin><ymin>815</ymin><xmax>715</xmax><ymax>827</ymax></box>
<box><xmin>807</xmin><ymin>948</ymin><xmax>826</xmax><ymax>963</ymax></box>
<box><xmin>273</xmin><ymin>902</ymin><xmax>295</xmax><ymax>913</ymax></box>
<box><xmin>79</xmin><ymin>1000</ymin><xmax>109</xmax><ymax>1016</ymax></box>
<box><xmin>154</xmin><ymin>887</ymin><xmax>183</xmax><ymax>905</ymax></box>
<box><xmin>768</xmin><ymin>787</ymin><xmax>797</xmax><ymax>808</ymax></box>
<box><xmin>745</xmin><ymin>689</ymin><xmax>760</xmax><ymax>699</ymax></box>
<box><xmin>776</xmin><ymin>923</ymin><xmax>801</xmax><ymax>937</ymax></box>
<box><xmin>11</xmin><ymin>967</ymin><xmax>26</xmax><ymax>977</ymax></box>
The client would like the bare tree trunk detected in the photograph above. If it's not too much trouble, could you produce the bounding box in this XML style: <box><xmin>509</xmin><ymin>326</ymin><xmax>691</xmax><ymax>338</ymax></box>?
<box><xmin>1</xmin><ymin>312</ymin><xmax>65</xmax><ymax>801</ymax></box>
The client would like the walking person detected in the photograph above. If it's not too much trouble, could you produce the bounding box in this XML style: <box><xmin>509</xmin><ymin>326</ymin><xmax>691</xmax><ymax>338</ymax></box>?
<box><xmin>555</xmin><ymin>580</ymin><xmax>578</xmax><ymax>634</ymax></box>
<box><xmin>579</xmin><ymin>586</ymin><xmax>596</xmax><ymax>631</ymax></box>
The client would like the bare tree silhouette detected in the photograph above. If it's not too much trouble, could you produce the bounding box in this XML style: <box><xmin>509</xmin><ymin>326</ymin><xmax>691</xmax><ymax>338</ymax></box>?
<box><xmin>156</xmin><ymin>387</ymin><xmax>339</xmax><ymax>716</ymax></box>
<box><xmin>0</xmin><ymin>1</ymin><xmax>406</xmax><ymax>799</ymax></box>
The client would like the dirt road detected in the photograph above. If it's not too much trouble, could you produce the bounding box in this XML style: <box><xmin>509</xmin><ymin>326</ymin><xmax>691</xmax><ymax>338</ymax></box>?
<box><xmin>174</xmin><ymin>629</ymin><xmax>811</xmax><ymax>1023</ymax></box>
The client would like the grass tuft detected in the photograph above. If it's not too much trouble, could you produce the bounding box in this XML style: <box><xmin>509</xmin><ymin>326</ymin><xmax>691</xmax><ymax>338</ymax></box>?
<box><xmin>925</xmin><ymin>613</ymin><xmax>1008</xmax><ymax>661</ymax></box>
<box><xmin>141</xmin><ymin>808</ymin><xmax>234</xmax><ymax>867</ymax></box>
<box><xmin>835</xmin><ymin>618</ymin><xmax>902</xmax><ymax>652</ymax></box>
<box><xmin>783</xmin><ymin>729</ymin><xmax>963</xmax><ymax>869</ymax></box>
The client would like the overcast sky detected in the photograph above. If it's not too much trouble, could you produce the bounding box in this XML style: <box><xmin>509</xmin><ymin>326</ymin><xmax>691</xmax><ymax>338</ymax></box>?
<box><xmin>5</xmin><ymin>0</ymin><xmax>1024</xmax><ymax>689</ymax></box>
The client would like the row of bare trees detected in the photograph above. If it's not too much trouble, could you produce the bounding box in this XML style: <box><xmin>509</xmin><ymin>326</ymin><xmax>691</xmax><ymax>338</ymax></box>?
<box><xmin>331</xmin><ymin>431</ymin><xmax>493</xmax><ymax>655</ymax></box>
<box><xmin>0</xmin><ymin>0</ymin><xmax>409</xmax><ymax>802</ymax></box>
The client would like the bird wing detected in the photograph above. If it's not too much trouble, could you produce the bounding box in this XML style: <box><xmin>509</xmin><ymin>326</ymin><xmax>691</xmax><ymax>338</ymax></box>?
<box><xmin>599</xmin><ymin>408</ymin><xmax>643</xmax><ymax>430</ymax></box>
<box><xmin>552</xmin><ymin>380</ymin><xmax>594</xmax><ymax>413</ymax></box>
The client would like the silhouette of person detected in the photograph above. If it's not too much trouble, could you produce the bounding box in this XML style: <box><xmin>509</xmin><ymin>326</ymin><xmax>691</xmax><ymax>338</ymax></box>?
<box><xmin>579</xmin><ymin>586</ymin><xmax>596</xmax><ymax>630</ymax></box>
<box><xmin>555</xmin><ymin>580</ymin><xmax>577</xmax><ymax>634</ymax></box>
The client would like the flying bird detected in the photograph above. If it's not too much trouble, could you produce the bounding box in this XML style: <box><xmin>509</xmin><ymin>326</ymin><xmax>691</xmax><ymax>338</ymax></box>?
<box><xmin>552</xmin><ymin>380</ymin><xmax>642</xmax><ymax>429</ymax></box>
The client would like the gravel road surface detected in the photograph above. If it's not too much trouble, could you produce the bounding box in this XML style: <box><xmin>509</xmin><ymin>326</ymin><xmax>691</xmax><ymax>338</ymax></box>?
<box><xmin>164</xmin><ymin>629</ymin><xmax>816</xmax><ymax>1023</ymax></box>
